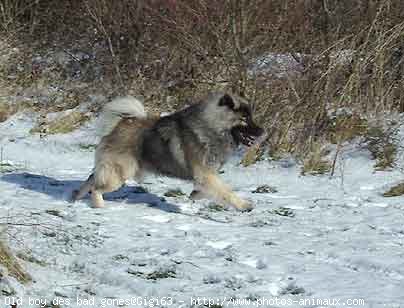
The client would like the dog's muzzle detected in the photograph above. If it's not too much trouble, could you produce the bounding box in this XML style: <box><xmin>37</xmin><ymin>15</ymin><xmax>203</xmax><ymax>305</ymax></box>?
<box><xmin>231</xmin><ymin>119</ymin><xmax>265</xmax><ymax>146</ymax></box>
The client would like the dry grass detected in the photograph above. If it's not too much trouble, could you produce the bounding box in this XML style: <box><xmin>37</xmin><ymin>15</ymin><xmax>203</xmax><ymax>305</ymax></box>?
<box><xmin>0</xmin><ymin>236</ymin><xmax>31</xmax><ymax>283</ymax></box>
<box><xmin>0</xmin><ymin>105</ymin><xmax>11</xmax><ymax>122</ymax></box>
<box><xmin>383</xmin><ymin>183</ymin><xmax>404</xmax><ymax>197</ymax></box>
<box><xmin>240</xmin><ymin>143</ymin><xmax>265</xmax><ymax>167</ymax></box>
<box><xmin>301</xmin><ymin>142</ymin><xmax>332</xmax><ymax>175</ymax></box>
<box><xmin>30</xmin><ymin>111</ymin><xmax>90</xmax><ymax>135</ymax></box>
<box><xmin>365</xmin><ymin>124</ymin><xmax>398</xmax><ymax>171</ymax></box>
<box><xmin>0</xmin><ymin>101</ymin><xmax>17</xmax><ymax>122</ymax></box>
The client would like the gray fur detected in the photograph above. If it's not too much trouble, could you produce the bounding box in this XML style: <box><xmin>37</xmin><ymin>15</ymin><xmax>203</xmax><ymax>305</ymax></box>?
<box><xmin>72</xmin><ymin>91</ymin><xmax>264</xmax><ymax>211</ymax></box>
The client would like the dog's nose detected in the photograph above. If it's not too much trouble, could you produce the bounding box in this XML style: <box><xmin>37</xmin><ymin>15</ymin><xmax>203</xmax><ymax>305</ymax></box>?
<box><xmin>256</xmin><ymin>126</ymin><xmax>264</xmax><ymax>136</ymax></box>
<box><xmin>251</xmin><ymin>124</ymin><xmax>265</xmax><ymax>137</ymax></box>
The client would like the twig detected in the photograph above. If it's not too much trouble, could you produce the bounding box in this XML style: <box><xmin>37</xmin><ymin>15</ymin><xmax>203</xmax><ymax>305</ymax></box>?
<box><xmin>330</xmin><ymin>140</ymin><xmax>342</xmax><ymax>177</ymax></box>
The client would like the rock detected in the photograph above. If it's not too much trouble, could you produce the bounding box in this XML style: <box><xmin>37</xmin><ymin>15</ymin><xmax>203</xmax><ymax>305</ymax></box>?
<box><xmin>164</xmin><ymin>189</ymin><xmax>186</xmax><ymax>197</ymax></box>
<box><xmin>383</xmin><ymin>183</ymin><xmax>404</xmax><ymax>197</ymax></box>
<box><xmin>252</xmin><ymin>184</ymin><xmax>278</xmax><ymax>194</ymax></box>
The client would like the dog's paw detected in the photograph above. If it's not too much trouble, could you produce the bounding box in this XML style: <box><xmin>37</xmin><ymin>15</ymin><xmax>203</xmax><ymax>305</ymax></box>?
<box><xmin>92</xmin><ymin>203</ymin><xmax>105</xmax><ymax>209</ymax></box>
<box><xmin>235</xmin><ymin>200</ymin><xmax>255</xmax><ymax>212</ymax></box>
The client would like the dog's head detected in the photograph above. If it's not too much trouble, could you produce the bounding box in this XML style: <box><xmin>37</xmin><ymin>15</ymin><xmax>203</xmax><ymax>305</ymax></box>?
<box><xmin>205</xmin><ymin>92</ymin><xmax>264</xmax><ymax>146</ymax></box>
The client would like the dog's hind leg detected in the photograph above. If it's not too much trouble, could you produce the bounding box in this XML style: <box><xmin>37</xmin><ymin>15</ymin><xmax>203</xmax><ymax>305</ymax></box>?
<box><xmin>192</xmin><ymin>166</ymin><xmax>253</xmax><ymax>212</ymax></box>
<box><xmin>90</xmin><ymin>162</ymin><xmax>127</xmax><ymax>208</ymax></box>
<box><xmin>90</xmin><ymin>189</ymin><xmax>105</xmax><ymax>208</ymax></box>
<box><xmin>71</xmin><ymin>174</ymin><xmax>94</xmax><ymax>202</ymax></box>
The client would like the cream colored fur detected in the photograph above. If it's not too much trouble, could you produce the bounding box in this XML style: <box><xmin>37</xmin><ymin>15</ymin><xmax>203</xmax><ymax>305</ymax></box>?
<box><xmin>97</xmin><ymin>96</ymin><xmax>147</xmax><ymax>138</ymax></box>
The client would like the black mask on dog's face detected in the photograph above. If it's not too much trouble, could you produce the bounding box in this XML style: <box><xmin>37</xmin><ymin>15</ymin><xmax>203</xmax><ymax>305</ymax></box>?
<box><xmin>218</xmin><ymin>94</ymin><xmax>264</xmax><ymax>146</ymax></box>
<box><xmin>231</xmin><ymin>103</ymin><xmax>264</xmax><ymax>146</ymax></box>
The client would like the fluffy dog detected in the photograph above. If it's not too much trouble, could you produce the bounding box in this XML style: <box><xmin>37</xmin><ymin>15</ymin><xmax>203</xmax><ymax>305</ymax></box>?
<box><xmin>72</xmin><ymin>92</ymin><xmax>264</xmax><ymax>211</ymax></box>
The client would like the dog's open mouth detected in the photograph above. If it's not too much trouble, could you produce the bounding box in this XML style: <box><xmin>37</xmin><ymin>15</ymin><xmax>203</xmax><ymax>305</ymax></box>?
<box><xmin>231</xmin><ymin>125</ymin><xmax>265</xmax><ymax>146</ymax></box>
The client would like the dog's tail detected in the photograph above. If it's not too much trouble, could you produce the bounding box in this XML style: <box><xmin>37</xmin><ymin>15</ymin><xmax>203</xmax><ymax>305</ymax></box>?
<box><xmin>97</xmin><ymin>96</ymin><xmax>147</xmax><ymax>137</ymax></box>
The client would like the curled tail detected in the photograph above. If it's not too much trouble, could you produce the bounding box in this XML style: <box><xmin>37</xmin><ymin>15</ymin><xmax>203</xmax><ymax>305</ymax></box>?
<box><xmin>97</xmin><ymin>96</ymin><xmax>147</xmax><ymax>137</ymax></box>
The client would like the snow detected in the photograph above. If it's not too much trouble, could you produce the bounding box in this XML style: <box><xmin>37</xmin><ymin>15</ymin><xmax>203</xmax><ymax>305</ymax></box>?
<box><xmin>250</xmin><ymin>53</ymin><xmax>304</xmax><ymax>77</ymax></box>
<box><xmin>205</xmin><ymin>241</ymin><xmax>232</xmax><ymax>250</ymax></box>
<box><xmin>142</xmin><ymin>215</ymin><xmax>172</xmax><ymax>223</ymax></box>
<box><xmin>1</xmin><ymin>112</ymin><xmax>404</xmax><ymax>307</ymax></box>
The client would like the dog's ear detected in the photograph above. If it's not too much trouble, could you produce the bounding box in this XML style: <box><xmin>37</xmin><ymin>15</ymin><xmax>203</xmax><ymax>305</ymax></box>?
<box><xmin>218</xmin><ymin>94</ymin><xmax>235</xmax><ymax>109</ymax></box>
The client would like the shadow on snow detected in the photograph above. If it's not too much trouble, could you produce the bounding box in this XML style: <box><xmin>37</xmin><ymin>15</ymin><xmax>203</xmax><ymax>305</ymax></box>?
<box><xmin>1</xmin><ymin>172</ymin><xmax>181</xmax><ymax>213</ymax></box>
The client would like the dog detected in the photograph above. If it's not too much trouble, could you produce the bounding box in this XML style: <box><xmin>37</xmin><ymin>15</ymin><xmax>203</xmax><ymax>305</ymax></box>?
<box><xmin>72</xmin><ymin>92</ymin><xmax>264</xmax><ymax>211</ymax></box>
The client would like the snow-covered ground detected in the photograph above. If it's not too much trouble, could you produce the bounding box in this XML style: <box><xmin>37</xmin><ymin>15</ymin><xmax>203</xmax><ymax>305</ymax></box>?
<box><xmin>1</xmin><ymin>111</ymin><xmax>404</xmax><ymax>308</ymax></box>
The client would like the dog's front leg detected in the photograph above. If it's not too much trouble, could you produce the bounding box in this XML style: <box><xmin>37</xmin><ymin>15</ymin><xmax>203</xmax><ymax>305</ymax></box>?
<box><xmin>192</xmin><ymin>166</ymin><xmax>253</xmax><ymax>211</ymax></box>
